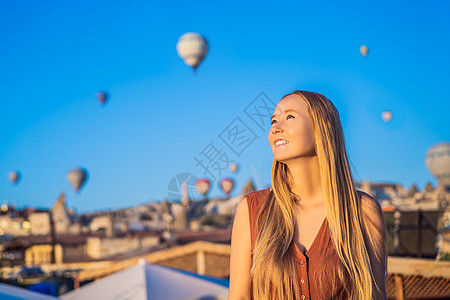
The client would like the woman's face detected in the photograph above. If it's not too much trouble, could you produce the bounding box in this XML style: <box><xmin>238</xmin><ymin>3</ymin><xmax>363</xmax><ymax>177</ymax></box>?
<box><xmin>268</xmin><ymin>94</ymin><xmax>316</xmax><ymax>163</ymax></box>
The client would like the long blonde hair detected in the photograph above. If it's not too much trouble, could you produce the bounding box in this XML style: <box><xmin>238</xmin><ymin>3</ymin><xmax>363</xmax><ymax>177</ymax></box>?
<box><xmin>250</xmin><ymin>91</ymin><xmax>384</xmax><ymax>299</ymax></box>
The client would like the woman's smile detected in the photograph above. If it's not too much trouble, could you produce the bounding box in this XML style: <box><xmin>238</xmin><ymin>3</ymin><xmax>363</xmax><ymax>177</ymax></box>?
<box><xmin>275</xmin><ymin>141</ymin><xmax>289</xmax><ymax>148</ymax></box>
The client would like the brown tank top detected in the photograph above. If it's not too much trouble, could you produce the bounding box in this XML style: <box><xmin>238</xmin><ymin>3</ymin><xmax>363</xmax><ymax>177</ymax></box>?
<box><xmin>247</xmin><ymin>188</ymin><xmax>348</xmax><ymax>300</ymax></box>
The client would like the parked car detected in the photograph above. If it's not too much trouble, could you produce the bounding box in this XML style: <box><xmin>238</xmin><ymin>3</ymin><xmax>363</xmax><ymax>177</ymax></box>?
<box><xmin>17</xmin><ymin>266</ymin><xmax>46</xmax><ymax>284</ymax></box>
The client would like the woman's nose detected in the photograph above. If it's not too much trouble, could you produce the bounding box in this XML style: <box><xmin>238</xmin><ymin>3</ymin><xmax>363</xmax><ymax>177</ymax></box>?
<box><xmin>271</xmin><ymin>123</ymin><xmax>283</xmax><ymax>134</ymax></box>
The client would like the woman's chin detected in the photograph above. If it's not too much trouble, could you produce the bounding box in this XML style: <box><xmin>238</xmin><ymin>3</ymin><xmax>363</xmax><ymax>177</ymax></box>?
<box><xmin>274</xmin><ymin>155</ymin><xmax>290</xmax><ymax>163</ymax></box>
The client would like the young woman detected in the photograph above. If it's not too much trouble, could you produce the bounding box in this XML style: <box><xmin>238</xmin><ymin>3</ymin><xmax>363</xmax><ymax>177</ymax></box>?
<box><xmin>229</xmin><ymin>91</ymin><xmax>387</xmax><ymax>300</ymax></box>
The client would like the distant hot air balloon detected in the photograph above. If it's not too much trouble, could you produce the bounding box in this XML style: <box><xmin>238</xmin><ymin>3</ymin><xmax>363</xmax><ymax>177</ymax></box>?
<box><xmin>360</xmin><ymin>45</ymin><xmax>369</xmax><ymax>57</ymax></box>
<box><xmin>7</xmin><ymin>171</ymin><xmax>21</xmax><ymax>185</ymax></box>
<box><xmin>425</xmin><ymin>142</ymin><xmax>450</xmax><ymax>188</ymax></box>
<box><xmin>219</xmin><ymin>177</ymin><xmax>235</xmax><ymax>198</ymax></box>
<box><xmin>96</xmin><ymin>91</ymin><xmax>109</xmax><ymax>106</ymax></box>
<box><xmin>195</xmin><ymin>178</ymin><xmax>211</xmax><ymax>200</ymax></box>
<box><xmin>229</xmin><ymin>162</ymin><xmax>239</xmax><ymax>173</ymax></box>
<box><xmin>382</xmin><ymin>110</ymin><xmax>392</xmax><ymax>122</ymax></box>
<box><xmin>176</xmin><ymin>32</ymin><xmax>208</xmax><ymax>71</ymax></box>
<box><xmin>67</xmin><ymin>168</ymin><xmax>89</xmax><ymax>192</ymax></box>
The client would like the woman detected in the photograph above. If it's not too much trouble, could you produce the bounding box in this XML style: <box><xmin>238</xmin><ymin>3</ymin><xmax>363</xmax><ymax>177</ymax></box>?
<box><xmin>229</xmin><ymin>91</ymin><xmax>387</xmax><ymax>300</ymax></box>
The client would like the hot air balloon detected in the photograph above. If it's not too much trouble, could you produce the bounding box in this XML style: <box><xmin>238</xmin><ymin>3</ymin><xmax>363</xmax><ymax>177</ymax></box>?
<box><xmin>229</xmin><ymin>162</ymin><xmax>239</xmax><ymax>173</ymax></box>
<box><xmin>219</xmin><ymin>177</ymin><xmax>235</xmax><ymax>198</ymax></box>
<box><xmin>425</xmin><ymin>142</ymin><xmax>450</xmax><ymax>188</ymax></box>
<box><xmin>360</xmin><ymin>45</ymin><xmax>369</xmax><ymax>57</ymax></box>
<box><xmin>67</xmin><ymin>168</ymin><xmax>89</xmax><ymax>192</ymax></box>
<box><xmin>382</xmin><ymin>110</ymin><xmax>392</xmax><ymax>122</ymax></box>
<box><xmin>7</xmin><ymin>171</ymin><xmax>21</xmax><ymax>185</ymax></box>
<box><xmin>195</xmin><ymin>178</ymin><xmax>211</xmax><ymax>200</ymax></box>
<box><xmin>176</xmin><ymin>32</ymin><xmax>208</xmax><ymax>71</ymax></box>
<box><xmin>96</xmin><ymin>91</ymin><xmax>109</xmax><ymax>106</ymax></box>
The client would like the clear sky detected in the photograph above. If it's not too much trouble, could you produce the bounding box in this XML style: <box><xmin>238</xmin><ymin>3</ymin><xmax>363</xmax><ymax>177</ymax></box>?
<box><xmin>1</xmin><ymin>0</ymin><xmax>449</xmax><ymax>213</ymax></box>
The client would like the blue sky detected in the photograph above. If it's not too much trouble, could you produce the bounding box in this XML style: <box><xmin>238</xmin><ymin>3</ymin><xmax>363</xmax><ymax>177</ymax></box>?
<box><xmin>1</xmin><ymin>0</ymin><xmax>449</xmax><ymax>213</ymax></box>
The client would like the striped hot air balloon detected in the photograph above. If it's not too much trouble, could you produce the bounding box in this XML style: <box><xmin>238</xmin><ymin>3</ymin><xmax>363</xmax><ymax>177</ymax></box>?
<box><xmin>176</xmin><ymin>32</ymin><xmax>208</xmax><ymax>71</ymax></box>
<box><xmin>425</xmin><ymin>142</ymin><xmax>450</xmax><ymax>188</ymax></box>
<box><xmin>219</xmin><ymin>177</ymin><xmax>235</xmax><ymax>199</ymax></box>
<box><xmin>195</xmin><ymin>178</ymin><xmax>211</xmax><ymax>200</ymax></box>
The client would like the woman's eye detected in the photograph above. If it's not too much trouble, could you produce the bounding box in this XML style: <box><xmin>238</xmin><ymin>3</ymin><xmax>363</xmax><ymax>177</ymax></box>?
<box><xmin>271</xmin><ymin>115</ymin><xmax>293</xmax><ymax>125</ymax></box>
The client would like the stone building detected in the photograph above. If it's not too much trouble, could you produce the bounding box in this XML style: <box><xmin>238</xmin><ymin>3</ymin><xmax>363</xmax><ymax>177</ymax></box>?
<box><xmin>0</xmin><ymin>215</ymin><xmax>29</xmax><ymax>236</ymax></box>
<box><xmin>29</xmin><ymin>212</ymin><xmax>51</xmax><ymax>235</ymax></box>
<box><xmin>51</xmin><ymin>192</ymin><xmax>71</xmax><ymax>234</ymax></box>
<box><xmin>89</xmin><ymin>215</ymin><xmax>113</xmax><ymax>237</ymax></box>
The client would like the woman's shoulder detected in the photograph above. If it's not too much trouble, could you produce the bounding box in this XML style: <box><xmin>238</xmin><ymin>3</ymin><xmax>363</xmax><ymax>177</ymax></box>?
<box><xmin>356</xmin><ymin>190</ymin><xmax>383</xmax><ymax>218</ymax></box>
<box><xmin>356</xmin><ymin>190</ymin><xmax>388</xmax><ymax>295</ymax></box>
<box><xmin>356</xmin><ymin>190</ymin><xmax>386</xmax><ymax>251</ymax></box>
<box><xmin>244</xmin><ymin>187</ymin><xmax>272</xmax><ymax>204</ymax></box>
<box><xmin>242</xmin><ymin>188</ymin><xmax>272</xmax><ymax>219</ymax></box>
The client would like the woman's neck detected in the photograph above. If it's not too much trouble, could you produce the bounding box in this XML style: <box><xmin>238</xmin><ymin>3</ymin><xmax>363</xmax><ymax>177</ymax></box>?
<box><xmin>286</xmin><ymin>155</ymin><xmax>325</xmax><ymax>209</ymax></box>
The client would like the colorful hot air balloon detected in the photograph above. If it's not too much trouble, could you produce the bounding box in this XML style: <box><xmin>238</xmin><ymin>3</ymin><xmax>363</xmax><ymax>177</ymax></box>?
<box><xmin>96</xmin><ymin>91</ymin><xmax>109</xmax><ymax>106</ymax></box>
<box><xmin>219</xmin><ymin>177</ymin><xmax>235</xmax><ymax>198</ymax></box>
<box><xmin>360</xmin><ymin>45</ymin><xmax>369</xmax><ymax>57</ymax></box>
<box><xmin>7</xmin><ymin>171</ymin><xmax>21</xmax><ymax>185</ymax></box>
<box><xmin>195</xmin><ymin>178</ymin><xmax>211</xmax><ymax>200</ymax></box>
<box><xmin>229</xmin><ymin>162</ymin><xmax>239</xmax><ymax>173</ymax></box>
<box><xmin>176</xmin><ymin>32</ymin><xmax>208</xmax><ymax>71</ymax></box>
<box><xmin>382</xmin><ymin>110</ymin><xmax>392</xmax><ymax>122</ymax></box>
<box><xmin>67</xmin><ymin>168</ymin><xmax>88</xmax><ymax>192</ymax></box>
